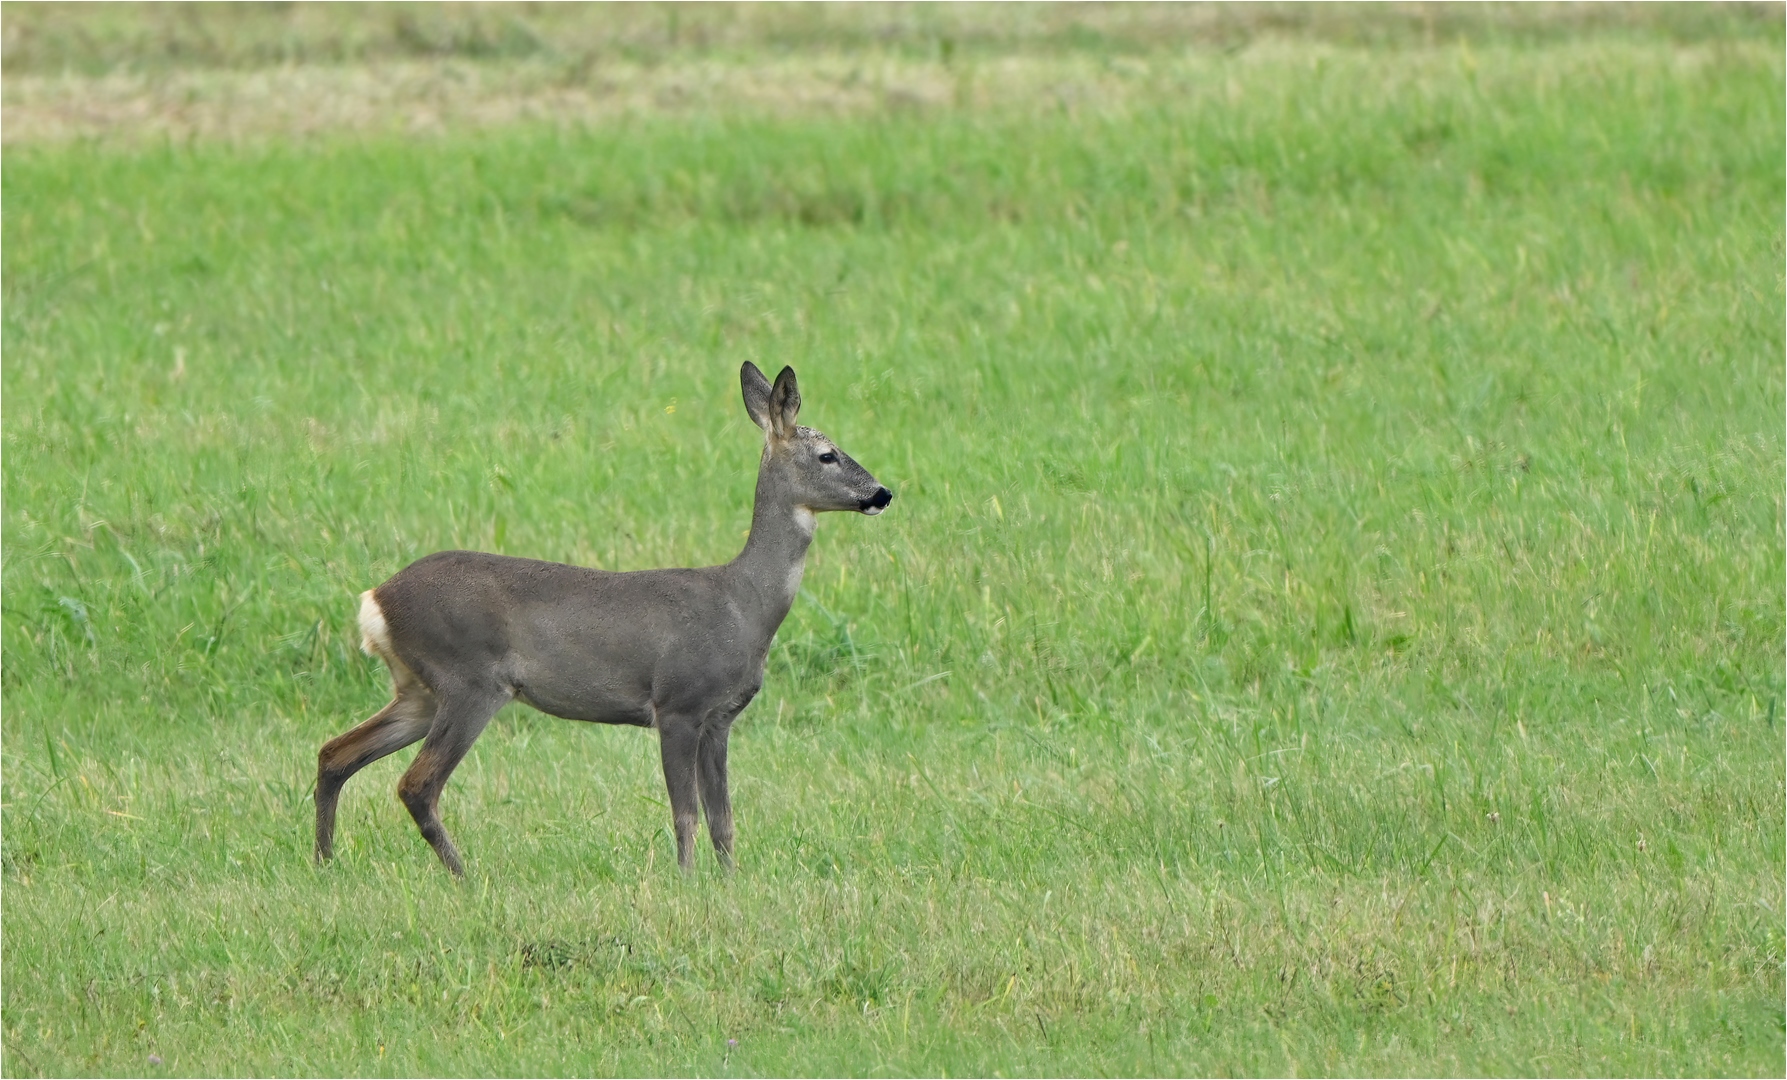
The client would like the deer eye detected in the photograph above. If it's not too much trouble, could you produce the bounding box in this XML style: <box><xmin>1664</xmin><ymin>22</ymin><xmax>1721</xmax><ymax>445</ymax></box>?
<box><xmin>818</xmin><ymin>452</ymin><xmax>838</xmax><ymax>464</ymax></box>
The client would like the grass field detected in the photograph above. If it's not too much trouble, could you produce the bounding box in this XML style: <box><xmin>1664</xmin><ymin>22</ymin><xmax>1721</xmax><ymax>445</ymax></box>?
<box><xmin>3</xmin><ymin>4</ymin><xmax>1784</xmax><ymax>1075</ymax></box>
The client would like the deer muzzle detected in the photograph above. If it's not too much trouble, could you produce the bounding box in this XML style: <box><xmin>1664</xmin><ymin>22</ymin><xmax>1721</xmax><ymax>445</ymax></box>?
<box><xmin>859</xmin><ymin>487</ymin><xmax>894</xmax><ymax>515</ymax></box>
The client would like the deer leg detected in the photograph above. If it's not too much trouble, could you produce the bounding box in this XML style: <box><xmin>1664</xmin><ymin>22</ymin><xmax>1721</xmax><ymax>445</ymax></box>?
<box><xmin>396</xmin><ymin>686</ymin><xmax>508</xmax><ymax>877</ymax></box>
<box><xmin>315</xmin><ymin>685</ymin><xmax>436</xmax><ymax>863</ymax></box>
<box><xmin>697</xmin><ymin>722</ymin><xmax>735</xmax><ymax>868</ymax></box>
<box><xmin>657</xmin><ymin>718</ymin><xmax>702</xmax><ymax>871</ymax></box>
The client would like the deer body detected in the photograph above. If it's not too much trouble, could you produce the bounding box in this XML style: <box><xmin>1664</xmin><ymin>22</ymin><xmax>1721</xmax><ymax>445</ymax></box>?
<box><xmin>315</xmin><ymin>364</ymin><xmax>889</xmax><ymax>875</ymax></box>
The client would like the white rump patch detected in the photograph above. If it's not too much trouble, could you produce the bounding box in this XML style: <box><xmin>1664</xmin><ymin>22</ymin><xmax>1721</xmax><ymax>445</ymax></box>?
<box><xmin>358</xmin><ymin>590</ymin><xmax>393</xmax><ymax>659</ymax></box>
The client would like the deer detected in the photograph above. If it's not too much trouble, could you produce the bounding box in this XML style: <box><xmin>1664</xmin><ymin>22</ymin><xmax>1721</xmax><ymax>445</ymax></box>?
<box><xmin>313</xmin><ymin>363</ymin><xmax>892</xmax><ymax>876</ymax></box>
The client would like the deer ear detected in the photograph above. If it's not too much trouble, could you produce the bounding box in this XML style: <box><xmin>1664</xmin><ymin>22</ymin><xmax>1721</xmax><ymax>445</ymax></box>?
<box><xmin>768</xmin><ymin>366</ymin><xmax>801</xmax><ymax>438</ymax></box>
<box><xmin>741</xmin><ymin>362</ymin><xmax>774</xmax><ymax>432</ymax></box>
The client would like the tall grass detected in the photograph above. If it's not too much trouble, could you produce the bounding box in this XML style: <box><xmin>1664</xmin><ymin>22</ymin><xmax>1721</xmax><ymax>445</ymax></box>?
<box><xmin>3</xmin><ymin>14</ymin><xmax>1782</xmax><ymax>1076</ymax></box>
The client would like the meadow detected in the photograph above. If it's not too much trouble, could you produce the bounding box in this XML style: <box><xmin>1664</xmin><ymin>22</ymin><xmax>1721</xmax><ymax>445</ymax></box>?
<box><xmin>2</xmin><ymin>4</ymin><xmax>1783</xmax><ymax>1075</ymax></box>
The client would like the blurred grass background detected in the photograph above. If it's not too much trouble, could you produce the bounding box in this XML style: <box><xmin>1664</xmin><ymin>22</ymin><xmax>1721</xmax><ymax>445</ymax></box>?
<box><xmin>3</xmin><ymin>3</ymin><xmax>1783</xmax><ymax>1076</ymax></box>
<box><xmin>4</xmin><ymin>1</ymin><xmax>1778</xmax><ymax>73</ymax></box>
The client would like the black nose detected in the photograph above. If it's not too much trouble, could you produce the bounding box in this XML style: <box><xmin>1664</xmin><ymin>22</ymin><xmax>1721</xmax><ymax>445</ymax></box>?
<box><xmin>865</xmin><ymin>487</ymin><xmax>893</xmax><ymax>510</ymax></box>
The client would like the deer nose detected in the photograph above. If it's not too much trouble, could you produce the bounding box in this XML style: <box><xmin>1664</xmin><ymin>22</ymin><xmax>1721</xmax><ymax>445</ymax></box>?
<box><xmin>860</xmin><ymin>487</ymin><xmax>893</xmax><ymax>514</ymax></box>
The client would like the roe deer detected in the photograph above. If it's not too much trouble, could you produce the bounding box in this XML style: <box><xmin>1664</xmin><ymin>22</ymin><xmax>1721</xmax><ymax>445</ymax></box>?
<box><xmin>314</xmin><ymin>363</ymin><xmax>892</xmax><ymax>875</ymax></box>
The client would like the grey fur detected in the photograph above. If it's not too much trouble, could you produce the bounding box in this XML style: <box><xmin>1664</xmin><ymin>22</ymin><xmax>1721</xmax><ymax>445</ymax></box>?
<box><xmin>314</xmin><ymin>363</ymin><xmax>892</xmax><ymax>875</ymax></box>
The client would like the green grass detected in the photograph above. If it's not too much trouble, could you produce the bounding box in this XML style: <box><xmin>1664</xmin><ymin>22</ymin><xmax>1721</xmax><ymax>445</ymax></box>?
<box><xmin>4</xmin><ymin>7</ymin><xmax>1784</xmax><ymax>1076</ymax></box>
<box><xmin>4</xmin><ymin>1</ymin><xmax>1775</xmax><ymax>74</ymax></box>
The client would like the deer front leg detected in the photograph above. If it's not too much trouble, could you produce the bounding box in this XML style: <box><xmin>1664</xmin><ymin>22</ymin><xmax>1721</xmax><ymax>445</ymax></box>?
<box><xmin>657</xmin><ymin>719</ymin><xmax>701</xmax><ymax>871</ymax></box>
<box><xmin>698</xmin><ymin>722</ymin><xmax>735</xmax><ymax>868</ymax></box>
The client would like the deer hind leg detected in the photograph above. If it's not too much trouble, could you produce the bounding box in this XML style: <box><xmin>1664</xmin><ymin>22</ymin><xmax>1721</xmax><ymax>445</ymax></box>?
<box><xmin>396</xmin><ymin>685</ymin><xmax>509</xmax><ymax>877</ymax></box>
<box><xmin>316</xmin><ymin>673</ymin><xmax>436</xmax><ymax>863</ymax></box>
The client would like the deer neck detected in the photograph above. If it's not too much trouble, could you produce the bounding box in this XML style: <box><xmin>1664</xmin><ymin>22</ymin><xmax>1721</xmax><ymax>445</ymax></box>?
<box><xmin>728</xmin><ymin>465</ymin><xmax>814</xmax><ymax>623</ymax></box>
